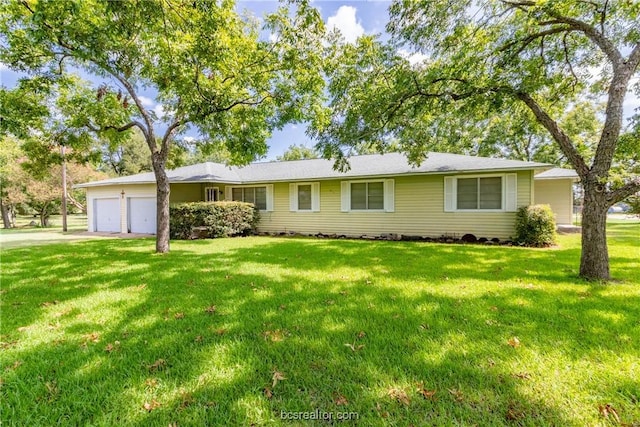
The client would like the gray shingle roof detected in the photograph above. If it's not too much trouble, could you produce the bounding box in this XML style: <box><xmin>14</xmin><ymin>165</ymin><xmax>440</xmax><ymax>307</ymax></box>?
<box><xmin>77</xmin><ymin>152</ymin><xmax>551</xmax><ymax>188</ymax></box>
<box><xmin>534</xmin><ymin>168</ymin><xmax>579</xmax><ymax>180</ymax></box>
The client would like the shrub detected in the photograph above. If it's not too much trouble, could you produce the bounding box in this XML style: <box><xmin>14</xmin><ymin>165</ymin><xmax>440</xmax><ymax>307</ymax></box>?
<box><xmin>170</xmin><ymin>202</ymin><xmax>259</xmax><ymax>240</ymax></box>
<box><xmin>515</xmin><ymin>204</ymin><xmax>557</xmax><ymax>247</ymax></box>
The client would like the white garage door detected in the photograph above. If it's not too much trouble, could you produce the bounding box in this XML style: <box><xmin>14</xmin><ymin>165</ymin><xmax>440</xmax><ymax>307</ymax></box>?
<box><xmin>128</xmin><ymin>197</ymin><xmax>156</xmax><ymax>234</ymax></box>
<box><xmin>95</xmin><ymin>198</ymin><xmax>121</xmax><ymax>233</ymax></box>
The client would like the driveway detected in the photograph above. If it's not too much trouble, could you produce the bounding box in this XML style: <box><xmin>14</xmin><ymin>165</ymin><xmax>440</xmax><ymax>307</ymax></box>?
<box><xmin>0</xmin><ymin>228</ymin><xmax>153</xmax><ymax>250</ymax></box>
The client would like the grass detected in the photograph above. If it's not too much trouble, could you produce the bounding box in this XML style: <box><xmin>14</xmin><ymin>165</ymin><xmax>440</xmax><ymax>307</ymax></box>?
<box><xmin>1</xmin><ymin>221</ymin><xmax>639</xmax><ymax>426</ymax></box>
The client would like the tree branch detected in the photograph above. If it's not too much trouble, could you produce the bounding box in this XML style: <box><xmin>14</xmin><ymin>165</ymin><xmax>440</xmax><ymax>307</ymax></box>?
<box><xmin>626</xmin><ymin>42</ymin><xmax>640</xmax><ymax>73</ymax></box>
<box><xmin>515</xmin><ymin>91</ymin><xmax>589</xmax><ymax>177</ymax></box>
<box><xmin>607</xmin><ymin>179</ymin><xmax>640</xmax><ymax>205</ymax></box>
<box><xmin>161</xmin><ymin>119</ymin><xmax>183</xmax><ymax>157</ymax></box>
<box><xmin>85</xmin><ymin>120</ymin><xmax>145</xmax><ymax>134</ymax></box>
<box><xmin>542</xmin><ymin>12</ymin><xmax>622</xmax><ymax>67</ymax></box>
<box><xmin>499</xmin><ymin>26</ymin><xmax>572</xmax><ymax>57</ymax></box>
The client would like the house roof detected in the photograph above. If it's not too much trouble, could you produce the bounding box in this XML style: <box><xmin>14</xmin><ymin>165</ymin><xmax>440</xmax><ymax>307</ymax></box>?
<box><xmin>76</xmin><ymin>152</ymin><xmax>551</xmax><ymax>188</ymax></box>
<box><xmin>534</xmin><ymin>167</ymin><xmax>579</xmax><ymax>180</ymax></box>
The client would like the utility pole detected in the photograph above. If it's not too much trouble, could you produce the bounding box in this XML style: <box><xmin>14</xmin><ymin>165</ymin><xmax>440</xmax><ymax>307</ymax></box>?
<box><xmin>61</xmin><ymin>144</ymin><xmax>68</xmax><ymax>232</ymax></box>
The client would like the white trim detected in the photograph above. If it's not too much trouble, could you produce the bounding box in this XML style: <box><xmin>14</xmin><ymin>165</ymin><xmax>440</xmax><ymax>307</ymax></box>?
<box><xmin>341</xmin><ymin>181</ymin><xmax>350</xmax><ymax>212</ymax></box>
<box><xmin>384</xmin><ymin>179</ymin><xmax>395</xmax><ymax>212</ymax></box>
<box><xmin>340</xmin><ymin>179</ymin><xmax>392</xmax><ymax>213</ymax></box>
<box><xmin>289</xmin><ymin>182</ymin><xmax>321</xmax><ymax>212</ymax></box>
<box><xmin>289</xmin><ymin>183</ymin><xmax>297</xmax><ymax>212</ymax></box>
<box><xmin>444</xmin><ymin>177</ymin><xmax>455</xmax><ymax>212</ymax></box>
<box><xmin>505</xmin><ymin>173</ymin><xmax>517</xmax><ymax>212</ymax></box>
<box><xmin>311</xmin><ymin>182</ymin><xmax>320</xmax><ymax>212</ymax></box>
<box><xmin>445</xmin><ymin>173</ymin><xmax>513</xmax><ymax>212</ymax></box>
<box><xmin>205</xmin><ymin>186</ymin><xmax>220</xmax><ymax>202</ymax></box>
<box><xmin>265</xmin><ymin>184</ymin><xmax>274</xmax><ymax>212</ymax></box>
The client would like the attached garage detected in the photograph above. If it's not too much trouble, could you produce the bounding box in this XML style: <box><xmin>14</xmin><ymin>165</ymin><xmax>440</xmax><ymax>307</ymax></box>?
<box><xmin>94</xmin><ymin>198</ymin><xmax>121</xmax><ymax>232</ymax></box>
<box><xmin>128</xmin><ymin>197</ymin><xmax>157</xmax><ymax>234</ymax></box>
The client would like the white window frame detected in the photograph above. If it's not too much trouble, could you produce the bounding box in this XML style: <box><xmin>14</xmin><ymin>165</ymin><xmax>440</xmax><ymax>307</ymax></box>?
<box><xmin>340</xmin><ymin>179</ymin><xmax>395</xmax><ymax>213</ymax></box>
<box><xmin>205</xmin><ymin>186</ymin><xmax>220</xmax><ymax>202</ymax></box>
<box><xmin>224</xmin><ymin>184</ymin><xmax>274</xmax><ymax>211</ymax></box>
<box><xmin>289</xmin><ymin>182</ymin><xmax>320</xmax><ymax>212</ymax></box>
<box><xmin>444</xmin><ymin>173</ymin><xmax>517</xmax><ymax>213</ymax></box>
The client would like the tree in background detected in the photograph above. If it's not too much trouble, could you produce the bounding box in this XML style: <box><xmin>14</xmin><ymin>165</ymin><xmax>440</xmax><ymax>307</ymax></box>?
<box><xmin>276</xmin><ymin>144</ymin><xmax>319</xmax><ymax>161</ymax></box>
<box><xmin>0</xmin><ymin>136</ymin><xmax>23</xmax><ymax>228</ymax></box>
<box><xmin>100</xmin><ymin>129</ymin><xmax>151</xmax><ymax>176</ymax></box>
<box><xmin>311</xmin><ymin>0</ymin><xmax>640</xmax><ymax>281</ymax></box>
<box><xmin>1</xmin><ymin>0</ymin><xmax>326</xmax><ymax>253</ymax></box>
<box><xmin>0</xmin><ymin>136</ymin><xmax>107</xmax><ymax>227</ymax></box>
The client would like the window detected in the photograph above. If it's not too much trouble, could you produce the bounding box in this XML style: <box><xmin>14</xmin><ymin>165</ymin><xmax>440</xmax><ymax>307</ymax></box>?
<box><xmin>351</xmin><ymin>182</ymin><xmax>384</xmax><ymax>210</ymax></box>
<box><xmin>205</xmin><ymin>187</ymin><xmax>220</xmax><ymax>202</ymax></box>
<box><xmin>231</xmin><ymin>186</ymin><xmax>267</xmax><ymax>210</ymax></box>
<box><xmin>289</xmin><ymin>182</ymin><xmax>320</xmax><ymax>212</ymax></box>
<box><xmin>456</xmin><ymin>177</ymin><xmax>502</xmax><ymax>210</ymax></box>
<box><xmin>298</xmin><ymin>185</ymin><xmax>312</xmax><ymax>210</ymax></box>
<box><xmin>444</xmin><ymin>174</ymin><xmax>517</xmax><ymax>212</ymax></box>
<box><xmin>340</xmin><ymin>179</ymin><xmax>394</xmax><ymax>212</ymax></box>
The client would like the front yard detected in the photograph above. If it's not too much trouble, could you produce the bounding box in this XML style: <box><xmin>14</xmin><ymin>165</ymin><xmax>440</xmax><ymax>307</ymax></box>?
<box><xmin>1</xmin><ymin>222</ymin><xmax>639</xmax><ymax>426</ymax></box>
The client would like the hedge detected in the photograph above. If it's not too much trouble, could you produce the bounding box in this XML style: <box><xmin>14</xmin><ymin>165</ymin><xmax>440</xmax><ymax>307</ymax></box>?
<box><xmin>515</xmin><ymin>204</ymin><xmax>557</xmax><ymax>247</ymax></box>
<box><xmin>169</xmin><ymin>201</ymin><xmax>260</xmax><ymax>240</ymax></box>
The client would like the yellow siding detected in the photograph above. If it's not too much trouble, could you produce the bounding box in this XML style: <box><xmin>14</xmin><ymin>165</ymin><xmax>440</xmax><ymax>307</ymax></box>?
<box><xmin>258</xmin><ymin>171</ymin><xmax>532</xmax><ymax>240</ymax></box>
<box><xmin>534</xmin><ymin>179</ymin><xmax>574</xmax><ymax>225</ymax></box>
<box><xmin>170</xmin><ymin>183</ymin><xmax>203</xmax><ymax>203</ymax></box>
<box><xmin>85</xmin><ymin>171</ymin><xmax>535</xmax><ymax>239</ymax></box>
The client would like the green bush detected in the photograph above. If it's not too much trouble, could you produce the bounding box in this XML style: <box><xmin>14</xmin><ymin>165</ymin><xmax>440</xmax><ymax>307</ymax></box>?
<box><xmin>515</xmin><ymin>204</ymin><xmax>557</xmax><ymax>247</ymax></box>
<box><xmin>170</xmin><ymin>202</ymin><xmax>259</xmax><ymax>240</ymax></box>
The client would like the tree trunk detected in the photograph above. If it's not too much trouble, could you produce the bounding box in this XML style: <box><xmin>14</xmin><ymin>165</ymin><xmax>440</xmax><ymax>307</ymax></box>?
<box><xmin>1</xmin><ymin>197</ymin><xmax>12</xmax><ymax>229</ymax></box>
<box><xmin>39</xmin><ymin>203</ymin><xmax>48</xmax><ymax>228</ymax></box>
<box><xmin>61</xmin><ymin>145</ymin><xmax>68</xmax><ymax>232</ymax></box>
<box><xmin>152</xmin><ymin>155</ymin><xmax>170</xmax><ymax>253</ymax></box>
<box><xmin>579</xmin><ymin>182</ymin><xmax>610</xmax><ymax>281</ymax></box>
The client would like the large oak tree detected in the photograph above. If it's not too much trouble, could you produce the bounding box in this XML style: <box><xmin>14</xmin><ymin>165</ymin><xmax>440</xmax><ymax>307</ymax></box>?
<box><xmin>1</xmin><ymin>0</ymin><xmax>325</xmax><ymax>253</ymax></box>
<box><xmin>311</xmin><ymin>0</ymin><xmax>640</xmax><ymax>281</ymax></box>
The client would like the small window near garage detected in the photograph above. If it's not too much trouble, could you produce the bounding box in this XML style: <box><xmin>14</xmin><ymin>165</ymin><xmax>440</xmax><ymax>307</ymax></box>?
<box><xmin>205</xmin><ymin>187</ymin><xmax>220</xmax><ymax>202</ymax></box>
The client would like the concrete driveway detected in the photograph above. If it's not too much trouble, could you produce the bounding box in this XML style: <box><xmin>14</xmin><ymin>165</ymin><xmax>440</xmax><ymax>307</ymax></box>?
<box><xmin>0</xmin><ymin>228</ymin><xmax>153</xmax><ymax>250</ymax></box>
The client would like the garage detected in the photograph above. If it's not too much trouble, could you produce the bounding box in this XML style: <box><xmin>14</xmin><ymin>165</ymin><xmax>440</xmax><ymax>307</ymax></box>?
<box><xmin>94</xmin><ymin>198</ymin><xmax>121</xmax><ymax>232</ymax></box>
<box><xmin>128</xmin><ymin>197</ymin><xmax>156</xmax><ymax>234</ymax></box>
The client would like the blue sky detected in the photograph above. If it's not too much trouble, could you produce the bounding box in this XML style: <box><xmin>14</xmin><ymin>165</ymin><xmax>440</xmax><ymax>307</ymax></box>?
<box><xmin>0</xmin><ymin>1</ymin><xmax>393</xmax><ymax>161</ymax></box>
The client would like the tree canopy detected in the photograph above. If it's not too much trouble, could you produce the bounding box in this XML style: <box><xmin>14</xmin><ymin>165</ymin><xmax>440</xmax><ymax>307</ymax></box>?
<box><xmin>276</xmin><ymin>144</ymin><xmax>319</xmax><ymax>161</ymax></box>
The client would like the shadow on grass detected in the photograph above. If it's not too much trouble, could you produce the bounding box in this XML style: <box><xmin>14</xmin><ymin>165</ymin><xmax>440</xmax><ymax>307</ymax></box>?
<box><xmin>1</xmin><ymin>227</ymin><xmax>639</xmax><ymax>425</ymax></box>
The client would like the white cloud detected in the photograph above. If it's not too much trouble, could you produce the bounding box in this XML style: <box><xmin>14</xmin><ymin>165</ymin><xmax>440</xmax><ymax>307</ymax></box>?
<box><xmin>0</xmin><ymin>63</ymin><xmax>8</xmax><ymax>71</ymax></box>
<box><xmin>183</xmin><ymin>136</ymin><xmax>195</xmax><ymax>143</ymax></box>
<box><xmin>153</xmin><ymin>104</ymin><xmax>167</xmax><ymax>119</ymax></box>
<box><xmin>138</xmin><ymin>95</ymin><xmax>156</xmax><ymax>107</ymax></box>
<box><xmin>269</xmin><ymin>33</ymin><xmax>279</xmax><ymax>43</ymax></box>
<box><xmin>398</xmin><ymin>49</ymin><xmax>429</xmax><ymax>66</ymax></box>
<box><xmin>326</xmin><ymin>6</ymin><xmax>364</xmax><ymax>44</ymax></box>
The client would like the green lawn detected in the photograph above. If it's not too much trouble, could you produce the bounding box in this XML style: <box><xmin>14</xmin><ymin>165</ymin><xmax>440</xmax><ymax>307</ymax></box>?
<box><xmin>1</xmin><ymin>222</ymin><xmax>639</xmax><ymax>426</ymax></box>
